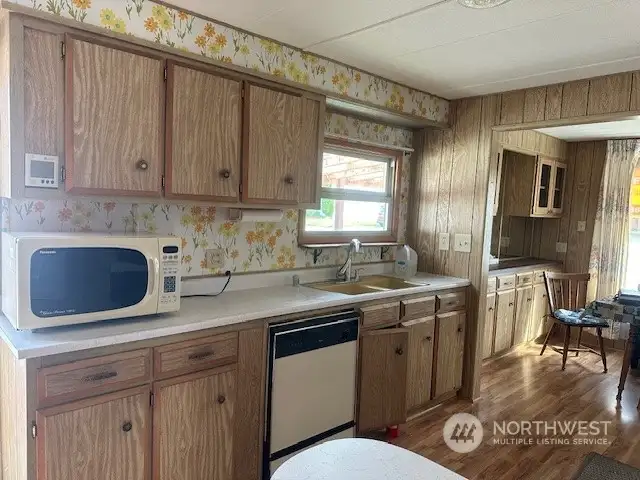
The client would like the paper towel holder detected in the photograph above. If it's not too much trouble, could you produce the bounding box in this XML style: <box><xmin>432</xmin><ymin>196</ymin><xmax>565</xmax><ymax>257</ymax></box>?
<box><xmin>228</xmin><ymin>208</ymin><xmax>284</xmax><ymax>222</ymax></box>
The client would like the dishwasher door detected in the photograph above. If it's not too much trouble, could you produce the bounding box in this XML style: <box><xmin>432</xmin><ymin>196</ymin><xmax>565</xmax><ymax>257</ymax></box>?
<box><xmin>265</xmin><ymin>311</ymin><xmax>359</xmax><ymax>478</ymax></box>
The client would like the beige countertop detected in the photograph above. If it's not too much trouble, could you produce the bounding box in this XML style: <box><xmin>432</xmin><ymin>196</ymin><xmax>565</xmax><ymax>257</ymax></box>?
<box><xmin>489</xmin><ymin>259</ymin><xmax>563</xmax><ymax>277</ymax></box>
<box><xmin>0</xmin><ymin>273</ymin><xmax>470</xmax><ymax>360</ymax></box>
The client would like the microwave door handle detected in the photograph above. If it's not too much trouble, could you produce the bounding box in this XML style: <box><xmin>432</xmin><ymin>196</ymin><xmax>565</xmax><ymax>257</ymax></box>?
<box><xmin>148</xmin><ymin>257</ymin><xmax>157</xmax><ymax>295</ymax></box>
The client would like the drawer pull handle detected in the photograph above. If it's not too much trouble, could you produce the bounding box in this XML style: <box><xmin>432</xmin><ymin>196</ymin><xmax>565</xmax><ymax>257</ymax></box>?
<box><xmin>82</xmin><ymin>371</ymin><xmax>118</xmax><ymax>383</ymax></box>
<box><xmin>217</xmin><ymin>395</ymin><xmax>226</xmax><ymax>404</ymax></box>
<box><xmin>122</xmin><ymin>422</ymin><xmax>132</xmax><ymax>433</ymax></box>
<box><xmin>424</xmin><ymin>336</ymin><xmax>432</xmax><ymax>342</ymax></box>
<box><xmin>188</xmin><ymin>350</ymin><xmax>215</xmax><ymax>361</ymax></box>
<box><xmin>527</xmin><ymin>298</ymin><xmax>532</xmax><ymax>302</ymax></box>
<box><xmin>395</xmin><ymin>347</ymin><xmax>404</xmax><ymax>356</ymax></box>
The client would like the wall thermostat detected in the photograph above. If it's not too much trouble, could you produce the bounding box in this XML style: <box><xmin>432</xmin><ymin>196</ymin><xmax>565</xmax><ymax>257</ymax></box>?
<box><xmin>25</xmin><ymin>153</ymin><xmax>59</xmax><ymax>188</ymax></box>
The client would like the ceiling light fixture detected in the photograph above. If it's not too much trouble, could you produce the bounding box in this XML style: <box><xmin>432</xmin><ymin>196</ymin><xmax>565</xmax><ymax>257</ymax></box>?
<box><xmin>458</xmin><ymin>0</ymin><xmax>512</xmax><ymax>8</ymax></box>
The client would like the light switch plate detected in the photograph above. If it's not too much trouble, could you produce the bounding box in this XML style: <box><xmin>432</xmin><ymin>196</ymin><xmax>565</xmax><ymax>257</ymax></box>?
<box><xmin>556</xmin><ymin>242</ymin><xmax>567</xmax><ymax>253</ymax></box>
<box><xmin>454</xmin><ymin>234</ymin><xmax>472</xmax><ymax>253</ymax></box>
<box><xmin>577</xmin><ymin>221</ymin><xmax>586</xmax><ymax>232</ymax></box>
<box><xmin>205</xmin><ymin>249</ymin><xmax>224</xmax><ymax>269</ymax></box>
<box><xmin>438</xmin><ymin>233</ymin><xmax>449</xmax><ymax>251</ymax></box>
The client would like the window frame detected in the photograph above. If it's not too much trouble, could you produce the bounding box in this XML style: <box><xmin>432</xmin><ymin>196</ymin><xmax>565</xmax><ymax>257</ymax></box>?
<box><xmin>298</xmin><ymin>138</ymin><xmax>403</xmax><ymax>245</ymax></box>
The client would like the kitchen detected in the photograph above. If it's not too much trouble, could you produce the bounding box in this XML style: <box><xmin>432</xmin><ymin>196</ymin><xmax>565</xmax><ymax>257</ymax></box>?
<box><xmin>1</xmin><ymin>1</ymin><xmax>640</xmax><ymax>480</ymax></box>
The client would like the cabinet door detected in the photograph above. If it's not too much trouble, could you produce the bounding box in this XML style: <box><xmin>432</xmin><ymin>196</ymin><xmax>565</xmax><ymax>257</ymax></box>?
<box><xmin>513</xmin><ymin>286</ymin><xmax>534</xmax><ymax>346</ymax></box>
<box><xmin>494</xmin><ymin>290</ymin><xmax>516</xmax><ymax>353</ymax></box>
<box><xmin>434</xmin><ymin>311</ymin><xmax>466</xmax><ymax>398</ymax></box>
<box><xmin>532</xmin><ymin>157</ymin><xmax>554</xmax><ymax>216</ymax></box>
<box><xmin>297</xmin><ymin>96</ymin><xmax>324</xmax><ymax>206</ymax></box>
<box><xmin>154</xmin><ymin>366</ymin><xmax>235</xmax><ymax>480</ymax></box>
<box><xmin>65</xmin><ymin>37</ymin><xmax>164</xmax><ymax>195</ymax></box>
<box><xmin>531</xmin><ymin>283</ymin><xmax>550</xmax><ymax>340</ymax></box>
<box><xmin>550</xmin><ymin>162</ymin><xmax>567</xmax><ymax>215</ymax></box>
<box><xmin>243</xmin><ymin>83</ymin><xmax>301</xmax><ymax>204</ymax></box>
<box><xmin>483</xmin><ymin>293</ymin><xmax>497</xmax><ymax>359</ymax></box>
<box><xmin>358</xmin><ymin>329</ymin><xmax>408</xmax><ymax>432</ymax></box>
<box><xmin>405</xmin><ymin>317</ymin><xmax>435</xmax><ymax>410</ymax></box>
<box><xmin>166</xmin><ymin>63</ymin><xmax>242</xmax><ymax>201</ymax></box>
<box><xmin>36</xmin><ymin>387</ymin><xmax>150</xmax><ymax>480</ymax></box>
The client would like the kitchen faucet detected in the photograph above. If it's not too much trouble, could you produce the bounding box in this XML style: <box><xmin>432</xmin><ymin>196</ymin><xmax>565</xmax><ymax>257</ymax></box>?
<box><xmin>336</xmin><ymin>239</ymin><xmax>362</xmax><ymax>282</ymax></box>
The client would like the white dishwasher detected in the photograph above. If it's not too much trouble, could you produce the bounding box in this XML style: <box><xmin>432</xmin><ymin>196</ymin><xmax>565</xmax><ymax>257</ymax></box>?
<box><xmin>264</xmin><ymin>310</ymin><xmax>359</xmax><ymax>478</ymax></box>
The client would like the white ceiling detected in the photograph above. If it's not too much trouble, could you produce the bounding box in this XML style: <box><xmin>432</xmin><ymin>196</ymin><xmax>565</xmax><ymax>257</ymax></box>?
<box><xmin>171</xmin><ymin>0</ymin><xmax>640</xmax><ymax>99</ymax></box>
<box><xmin>536</xmin><ymin>119</ymin><xmax>640</xmax><ymax>141</ymax></box>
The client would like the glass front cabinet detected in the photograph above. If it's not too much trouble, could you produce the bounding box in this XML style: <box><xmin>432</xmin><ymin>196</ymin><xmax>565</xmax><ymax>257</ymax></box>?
<box><xmin>532</xmin><ymin>157</ymin><xmax>567</xmax><ymax>217</ymax></box>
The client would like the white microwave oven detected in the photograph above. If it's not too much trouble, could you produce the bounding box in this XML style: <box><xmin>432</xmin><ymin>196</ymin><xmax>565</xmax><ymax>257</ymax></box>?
<box><xmin>2</xmin><ymin>233</ymin><xmax>181</xmax><ymax>330</ymax></box>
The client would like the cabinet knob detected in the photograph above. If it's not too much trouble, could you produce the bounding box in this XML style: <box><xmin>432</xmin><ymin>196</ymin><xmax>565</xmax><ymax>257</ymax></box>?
<box><xmin>424</xmin><ymin>336</ymin><xmax>432</xmax><ymax>342</ymax></box>
<box><xmin>527</xmin><ymin>298</ymin><xmax>532</xmax><ymax>302</ymax></box>
<box><xmin>457</xmin><ymin>327</ymin><xmax>463</xmax><ymax>333</ymax></box>
<box><xmin>122</xmin><ymin>422</ymin><xmax>132</xmax><ymax>433</ymax></box>
<box><xmin>284</xmin><ymin>176</ymin><xmax>295</xmax><ymax>185</ymax></box>
<box><xmin>509</xmin><ymin>302</ymin><xmax>514</xmax><ymax>307</ymax></box>
<box><xmin>395</xmin><ymin>347</ymin><xmax>404</xmax><ymax>356</ymax></box>
<box><xmin>220</xmin><ymin>169</ymin><xmax>231</xmax><ymax>179</ymax></box>
<box><xmin>136</xmin><ymin>159</ymin><xmax>149</xmax><ymax>171</ymax></box>
<box><xmin>488</xmin><ymin>307</ymin><xmax>494</xmax><ymax>311</ymax></box>
<box><xmin>217</xmin><ymin>394</ymin><xmax>226</xmax><ymax>404</ymax></box>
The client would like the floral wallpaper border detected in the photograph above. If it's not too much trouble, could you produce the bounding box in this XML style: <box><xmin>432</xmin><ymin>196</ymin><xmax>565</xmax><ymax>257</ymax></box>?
<box><xmin>325</xmin><ymin>112</ymin><xmax>413</xmax><ymax>149</ymax></box>
<box><xmin>17</xmin><ymin>0</ymin><xmax>449</xmax><ymax>123</ymax></box>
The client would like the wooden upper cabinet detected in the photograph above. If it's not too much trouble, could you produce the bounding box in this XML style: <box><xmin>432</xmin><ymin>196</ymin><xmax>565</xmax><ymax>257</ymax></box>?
<box><xmin>166</xmin><ymin>62</ymin><xmax>242</xmax><ymax>201</ymax></box>
<box><xmin>65</xmin><ymin>37</ymin><xmax>164</xmax><ymax>195</ymax></box>
<box><xmin>242</xmin><ymin>83</ymin><xmax>323</xmax><ymax>205</ymax></box>
<box><xmin>154</xmin><ymin>365</ymin><xmax>236</xmax><ymax>480</ymax></box>
<box><xmin>36</xmin><ymin>386</ymin><xmax>150</xmax><ymax>480</ymax></box>
<box><xmin>358</xmin><ymin>328</ymin><xmax>408</xmax><ymax>432</ymax></box>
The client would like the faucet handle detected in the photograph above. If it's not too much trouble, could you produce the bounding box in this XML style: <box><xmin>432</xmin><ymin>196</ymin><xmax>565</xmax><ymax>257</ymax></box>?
<box><xmin>350</xmin><ymin>238</ymin><xmax>362</xmax><ymax>253</ymax></box>
<box><xmin>352</xmin><ymin>268</ymin><xmax>365</xmax><ymax>282</ymax></box>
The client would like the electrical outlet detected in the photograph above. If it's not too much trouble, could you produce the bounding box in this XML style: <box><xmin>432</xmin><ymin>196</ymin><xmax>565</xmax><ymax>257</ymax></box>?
<box><xmin>556</xmin><ymin>242</ymin><xmax>567</xmax><ymax>253</ymax></box>
<box><xmin>577</xmin><ymin>221</ymin><xmax>586</xmax><ymax>232</ymax></box>
<box><xmin>454</xmin><ymin>234</ymin><xmax>472</xmax><ymax>253</ymax></box>
<box><xmin>500</xmin><ymin>236</ymin><xmax>511</xmax><ymax>248</ymax></box>
<box><xmin>438</xmin><ymin>233</ymin><xmax>450</xmax><ymax>251</ymax></box>
<box><xmin>205</xmin><ymin>249</ymin><xmax>224</xmax><ymax>269</ymax></box>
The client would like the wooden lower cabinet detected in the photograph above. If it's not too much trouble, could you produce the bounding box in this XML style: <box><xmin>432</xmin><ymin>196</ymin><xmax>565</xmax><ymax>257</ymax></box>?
<box><xmin>434</xmin><ymin>311</ymin><xmax>466</xmax><ymax>397</ymax></box>
<box><xmin>494</xmin><ymin>290</ymin><xmax>516</xmax><ymax>353</ymax></box>
<box><xmin>154</xmin><ymin>365</ymin><xmax>236</xmax><ymax>480</ymax></box>
<box><xmin>483</xmin><ymin>293</ymin><xmax>496</xmax><ymax>359</ymax></box>
<box><xmin>36</xmin><ymin>386</ymin><xmax>150</xmax><ymax>480</ymax></box>
<box><xmin>513</xmin><ymin>286</ymin><xmax>534</xmax><ymax>345</ymax></box>
<box><xmin>405</xmin><ymin>317</ymin><xmax>435</xmax><ymax>411</ymax></box>
<box><xmin>358</xmin><ymin>328</ymin><xmax>409</xmax><ymax>432</ymax></box>
<box><xmin>531</xmin><ymin>283</ymin><xmax>550</xmax><ymax>340</ymax></box>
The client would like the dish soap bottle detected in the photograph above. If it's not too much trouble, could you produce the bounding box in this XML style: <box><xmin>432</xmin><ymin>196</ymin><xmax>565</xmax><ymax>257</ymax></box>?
<box><xmin>394</xmin><ymin>245</ymin><xmax>418</xmax><ymax>279</ymax></box>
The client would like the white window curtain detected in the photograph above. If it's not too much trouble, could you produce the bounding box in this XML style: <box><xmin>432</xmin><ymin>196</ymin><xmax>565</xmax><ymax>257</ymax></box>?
<box><xmin>587</xmin><ymin>139</ymin><xmax>640</xmax><ymax>301</ymax></box>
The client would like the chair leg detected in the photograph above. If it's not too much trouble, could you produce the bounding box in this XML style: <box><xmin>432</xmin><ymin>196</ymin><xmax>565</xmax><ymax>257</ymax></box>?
<box><xmin>596</xmin><ymin>327</ymin><xmax>608</xmax><ymax>373</ymax></box>
<box><xmin>575</xmin><ymin>327</ymin><xmax>583</xmax><ymax>357</ymax></box>
<box><xmin>561</xmin><ymin>325</ymin><xmax>571</xmax><ymax>371</ymax></box>
<box><xmin>540</xmin><ymin>322</ymin><xmax>555</xmax><ymax>356</ymax></box>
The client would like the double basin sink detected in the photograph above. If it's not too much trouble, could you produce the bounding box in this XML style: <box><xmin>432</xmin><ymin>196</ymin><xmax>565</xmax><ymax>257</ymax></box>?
<box><xmin>307</xmin><ymin>275</ymin><xmax>429</xmax><ymax>295</ymax></box>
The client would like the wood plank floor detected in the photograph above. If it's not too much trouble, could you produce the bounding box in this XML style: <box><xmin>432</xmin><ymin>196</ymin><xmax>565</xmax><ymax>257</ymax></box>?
<box><xmin>393</xmin><ymin>343</ymin><xmax>640</xmax><ymax>479</ymax></box>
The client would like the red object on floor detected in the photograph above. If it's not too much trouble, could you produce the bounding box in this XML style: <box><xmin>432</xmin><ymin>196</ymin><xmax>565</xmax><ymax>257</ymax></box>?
<box><xmin>386</xmin><ymin>425</ymin><xmax>399</xmax><ymax>439</ymax></box>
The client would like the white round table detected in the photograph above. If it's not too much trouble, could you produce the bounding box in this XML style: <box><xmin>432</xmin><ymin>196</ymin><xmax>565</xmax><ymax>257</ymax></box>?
<box><xmin>271</xmin><ymin>438</ymin><xmax>466</xmax><ymax>480</ymax></box>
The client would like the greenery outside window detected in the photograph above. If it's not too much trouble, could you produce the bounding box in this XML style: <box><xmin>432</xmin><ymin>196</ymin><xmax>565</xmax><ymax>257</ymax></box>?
<box><xmin>299</xmin><ymin>139</ymin><xmax>402</xmax><ymax>245</ymax></box>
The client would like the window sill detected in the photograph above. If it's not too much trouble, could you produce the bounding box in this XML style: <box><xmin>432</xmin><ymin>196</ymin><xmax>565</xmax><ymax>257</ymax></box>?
<box><xmin>299</xmin><ymin>242</ymin><xmax>402</xmax><ymax>248</ymax></box>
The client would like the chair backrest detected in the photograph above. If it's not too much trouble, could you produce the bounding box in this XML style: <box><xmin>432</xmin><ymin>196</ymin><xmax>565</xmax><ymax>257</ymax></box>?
<box><xmin>544</xmin><ymin>271</ymin><xmax>591</xmax><ymax>312</ymax></box>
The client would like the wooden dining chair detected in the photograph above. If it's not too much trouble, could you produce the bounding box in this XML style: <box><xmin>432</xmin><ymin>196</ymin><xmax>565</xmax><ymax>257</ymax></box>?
<box><xmin>539</xmin><ymin>272</ymin><xmax>609</xmax><ymax>372</ymax></box>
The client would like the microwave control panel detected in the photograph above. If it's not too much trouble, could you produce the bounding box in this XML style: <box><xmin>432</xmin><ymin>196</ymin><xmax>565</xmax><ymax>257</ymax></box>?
<box><xmin>159</xmin><ymin>244</ymin><xmax>181</xmax><ymax>309</ymax></box>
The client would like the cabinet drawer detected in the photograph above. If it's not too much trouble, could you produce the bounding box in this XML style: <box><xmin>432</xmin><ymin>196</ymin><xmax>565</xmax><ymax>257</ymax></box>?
<box><xmin>497</xmin><ymin>274</ymin><xmax>516</xmax><ymax>290</ymax></box>
<box><xmin>154</xmin><ymin>332</ymin><xmax>238</xmax><ymax>379</ymax></box>
<box><xmin>37</xmin><ymin>349</ymin><xmax>151</xmax><ymax>407</ymax></box>
<box><xmin>516</xmin><ymin>272</ymin><xmax>534</xmax><ymax>286</ymax></box>
<box><xmin>534</xmin><ymin>270</ymin><xmax>552</xmax><ymax>284</ymax></box>
<box><xmin>360</xmin><ymin>302</ymin><xmax>400</xmax><ymax>329</ymax></box>
<box><xmin>487</xmin><ymin>277</ymin><xmax>497</xmax><ymax>294</ymax></box>
<box><xmin>400</xmin><ymin>296</ymin><xmax>436</xmax><ymax>320</ymax></box>
<box><xmin>436</xmin><ymin>291</ymin><xmax>466</xmax><ymax>313</ymax></box>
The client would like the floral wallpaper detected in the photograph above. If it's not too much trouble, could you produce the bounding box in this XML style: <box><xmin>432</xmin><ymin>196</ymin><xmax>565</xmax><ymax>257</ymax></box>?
<box><xmin>17</xmin><ymin>0</ymin><xmax>449</xmax><ymax>123</ymax></box>
<box><xmin>325</xmin><ymin>113</ymin><xmax>413</xmax><ymax>149</ymax></box>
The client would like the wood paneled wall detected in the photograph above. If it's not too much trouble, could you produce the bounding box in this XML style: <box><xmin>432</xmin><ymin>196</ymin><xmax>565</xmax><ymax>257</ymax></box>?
<box><xmin>496</xmin><ymin>71</ymin><xmax>640</xmax><ymax>129</ymax></box>
<box><xmin>408</xmin><ymin>95</ymin><xmax>499</xmax><ymax>400</ymax></box>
